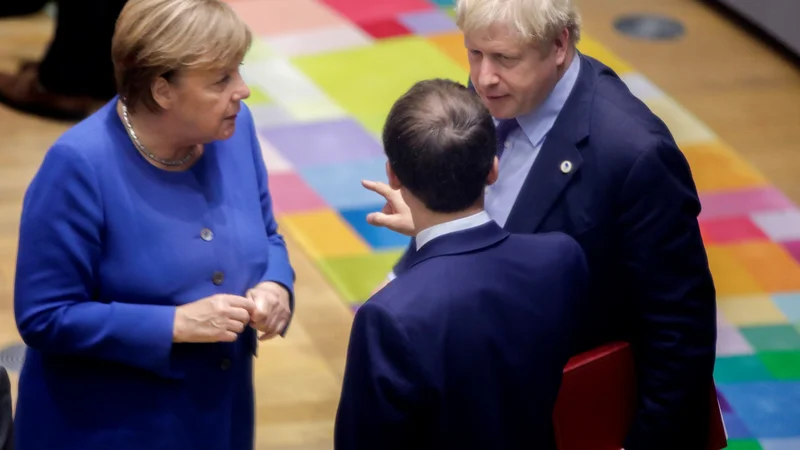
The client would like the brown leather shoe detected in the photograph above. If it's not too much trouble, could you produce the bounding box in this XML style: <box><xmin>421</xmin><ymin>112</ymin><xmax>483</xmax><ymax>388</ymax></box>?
<box><xmin>0</xmin><ymin>64</ymin><xmax>105</xmax><ymax>121</ymax></box>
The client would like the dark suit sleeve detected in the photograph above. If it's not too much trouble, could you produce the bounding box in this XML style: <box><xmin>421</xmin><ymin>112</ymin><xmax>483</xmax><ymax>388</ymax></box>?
<box><xmin>0</xmin><ymin>367</ymin><xmax>11</xmax><ymax>450</ymax></box>
<box><xmin>334</xmin><ymin>300</ymin><xmax>427</xmax><ymax>450</ymax></box>
<box><xmin>617</xmin><ymin>139</ymin><xmax>717</xmax><ymax>449</ymax></box>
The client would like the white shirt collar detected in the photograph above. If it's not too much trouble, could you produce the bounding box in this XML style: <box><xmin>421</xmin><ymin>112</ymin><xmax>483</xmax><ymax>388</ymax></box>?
<box><xmin>415</xmin><ymin>211</ymin><xmax>492</xmax><ymax>250</ymax></box>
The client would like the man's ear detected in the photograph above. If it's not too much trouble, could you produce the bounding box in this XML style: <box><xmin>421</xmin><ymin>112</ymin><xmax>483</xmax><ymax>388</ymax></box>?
<box><xmin>486</xmin><ymin>157</ymin><xmax>499</xmax><ymax>186</ymax></box>
<box><xmin>386</xmin><ymin>161</ymin><xmax>402</xmax><ymax>190</ymax></box>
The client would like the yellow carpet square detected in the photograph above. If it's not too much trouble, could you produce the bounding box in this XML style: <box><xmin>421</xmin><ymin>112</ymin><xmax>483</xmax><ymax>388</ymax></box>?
<box><xmin>681</xmin><ymin>141</ymin><xmax>768</xmax><ymax>192</ymax></box>
<box><xmin>727</xmin><ymin>241</ymin><xmax>800</xmax><ymax>292</ymax></box>
<box><xmin>706</xmin><ymin>245</ymin><xmax>765</xmax><ymax>297</ymax></box>
<box><xmin>427</xmin><ymin>31</ymin><xmax>470</xmax><ymax>70</ymax></box>
<box><xmin>278</xmin><ymin>210</ymin><xmax>371</xmax><ymax>260</ymax></box>
<box><xmin>718</xmin><ymin>295</ymin><xmax>789</xmax><ymax>326</ymax></box>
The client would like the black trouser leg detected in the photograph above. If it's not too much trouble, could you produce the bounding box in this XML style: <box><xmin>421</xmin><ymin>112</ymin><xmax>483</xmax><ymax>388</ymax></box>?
<box><xmin>0</xmin><ymin>367</ymin><xmax>12</xmax><ymax>450</ymax></box>
<box><xmin>37</xmin><ymin>0</ymin><xmax>128</xmax><ymax>99</ymax></box>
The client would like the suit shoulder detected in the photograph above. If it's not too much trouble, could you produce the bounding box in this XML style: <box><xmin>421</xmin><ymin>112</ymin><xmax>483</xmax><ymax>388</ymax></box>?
<box><xmin>51</xmin><ymin>100</ymin><xmax>127</xmax><ymax>163</ymax></box>
<box><xmin>509</xmin><ymin>231</ymin><xmax>587</xmax><ymax>269</ymax></box>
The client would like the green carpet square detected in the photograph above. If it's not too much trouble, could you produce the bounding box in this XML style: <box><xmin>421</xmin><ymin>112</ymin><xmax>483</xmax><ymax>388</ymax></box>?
<box><xmin>758</xmin><ymin>350</ymin><xmax>800</xmax><ymax>380</ymax></box>
<box><xmin>244</xmin><ymin>86</ymin><xmax>272</xmax><ymax>106</ymax></box>
<box><xmin>291</xmin><ymin>36</ymin><xmax>468</xmax><ymax>134</ymax></box>
<box><xmin>318</xmin><ymin>250</ymin><xmax>404</xmax><ymax>304</ymax></box>
<box><xmin>725</xmin><ymin>439</ymin><xmax>762</xmax><ymax>450</ymax></box>
<box><xmin>740</xmin><ymin>324</ymin><xmax>800</xmax><ymax>351</ymax></box>
<box><xmin>714</xmin><ymin>355</ymin><xmax>772</xmax><ymax>382</ymax></box>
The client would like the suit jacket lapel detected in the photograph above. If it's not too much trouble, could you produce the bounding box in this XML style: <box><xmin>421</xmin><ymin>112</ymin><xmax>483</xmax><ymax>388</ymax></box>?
<box><xmin>504</xmin><ymin>52</ymin><xmax>597</xmax><ymax>233</ymax></box>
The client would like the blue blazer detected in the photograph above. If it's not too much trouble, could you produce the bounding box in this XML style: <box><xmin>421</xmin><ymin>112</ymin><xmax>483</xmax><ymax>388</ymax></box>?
<box><xmin>335</xmin><ymin>222</ymin><xmax>589</xmax><ymax>449</ymax></box>
<box><xmin>396</xmin><ymin>53</ymin><xmax>718</xmax><ymax>449</ymax></box>
<box><xmin>13</xmin><ymin>101</ymin><xmax>295</xmax><ymax>450</ymax></box>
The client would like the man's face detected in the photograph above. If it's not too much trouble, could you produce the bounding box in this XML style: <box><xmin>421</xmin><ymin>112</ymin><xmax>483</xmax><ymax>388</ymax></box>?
<box><xmin>465</xmin><ymin>23</ymin><xmax>568</xmax><ymax>119</ymax></box>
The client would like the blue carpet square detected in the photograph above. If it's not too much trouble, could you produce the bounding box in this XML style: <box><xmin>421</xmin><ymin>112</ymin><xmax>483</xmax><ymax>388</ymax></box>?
<box><xmin>761</xmin><ymin>438</ymin><xmax>800</xmax><ymax>450</ymax></box>
<box><xmin>723</xmin><ymin>411</ymin><xmax>753</xmax><ymax>439</ymax></box>
<box><xmin>719</xmin><ymin>381</ymin><xmax>800</xmax><ymax>438</ymax></box>
<box><xmin>299</xmin><ymin>157</ymin><xmax>388</xmax><ymax>209</ymax></box>
<box><xmin>340</xmin><ymin>205</ymin><xmax>412</xmax><ymax>250</ymax></box>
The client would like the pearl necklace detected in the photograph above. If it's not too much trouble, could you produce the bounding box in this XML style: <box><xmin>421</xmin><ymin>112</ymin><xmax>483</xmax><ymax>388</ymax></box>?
<box><xmin>121</xmin><ymin>103</ymin><xmax>194</xmax><ymax>167</ymax></box>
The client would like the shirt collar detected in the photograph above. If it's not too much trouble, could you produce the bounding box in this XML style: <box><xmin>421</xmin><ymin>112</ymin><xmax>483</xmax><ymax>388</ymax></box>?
<box><xmin>415</xmin><ymin>211</ymin><xmax>492</xmax><ymax>250</ymax></box>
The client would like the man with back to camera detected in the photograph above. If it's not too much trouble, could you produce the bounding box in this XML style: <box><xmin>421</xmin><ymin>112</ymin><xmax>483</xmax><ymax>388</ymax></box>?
<box><xmin>334</xmin><ymin>78</ymin><xmax>590</xmax><ymax>450</ymax></box>
<box><xmin>362</xmin><ymin>0</ymin><xmax>718</xmax><ymax>449</ymax></box>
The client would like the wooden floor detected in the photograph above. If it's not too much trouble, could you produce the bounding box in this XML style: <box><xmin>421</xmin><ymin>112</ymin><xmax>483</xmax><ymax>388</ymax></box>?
<box><xmin>0</xmin><ymin>0</ymin><xmax>799</xmax><ymax>448</ymax></box>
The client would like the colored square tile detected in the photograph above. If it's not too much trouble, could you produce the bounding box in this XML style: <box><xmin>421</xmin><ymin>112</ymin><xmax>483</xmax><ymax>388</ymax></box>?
<box><xmin>700</xmin><ymin>187</ymin><xmax>795</xmax><ymax>220</ymax></box>
<box><xmin>718</xmin><ymin>381</ymin><xmax>800</xmax><ymax>438</ymax></box>
<box><xmin>243</xmin><ymin>38</ymin><xmax>276</xmax><ymax>64</ymax></box>
<box><xmin>429</xmin><ymin>0</ymin><xmax>456</xmax><ymax>6</ymax></box>
<box><xmin>751</xmin><ymin>208</ymin><xmax>800</xmax><ymax>242</ymax></box>
<box><xmin>320</xmin><ymin>0</ymin><xmax>433</xmax><ymax>24</ymax></box>
<box><xmin>279</xmin><ymin>209</ymin><xmax>371</xmax><ymax>260</ymax></box>
<box><xmin>717</xmin><ymin>389</ymin><xmax>732</xmax><ymax>412</ymax></box>
<box><xmin>258</xmin><ymin>135</ymin><xmax>293</xmax><ymax>173</ymax></box>
<box><xmin>267</xmin><ymin>172</ymin><xmax>328</xmax><ymax>214</ymax></box>
<box><xmin>643</xmin><ymin>96</ymin><xmax>717</xmax><ymax>146</ymax></box>
<box><xmin>681</xmin><ymin>141</ymin><xmax>769</xmax><ymax>193</ymax></box>
<box><xmin>758</xmin><ymin>351</ymin><xmax>800</xmax><ymax>380</ymax></box>
<box><xmin>242</xmin><ymin>58</ymin><xmax>347</xmax><ymax>122</ymax></box>
<box><xmin>706</xmin><ymin>246</ymin><xmax>764</xmax><ymax>296</ymax></box>
<box><xmin>700</xmin><ymin>216</ymin><xmax>768</xmax><ymax>244</ymax></box>
<box><xmin>722</xmin><ymin>411</ymin><xmax>754</xmax><ymax>439</ymax></box>
<box><xmin>229</xmin><ymin>0</ymin><xmax>351</xmax><ymax>37</ymax></box>
<box><xmin>576</xmin><ymin>36</ymin><xmax>633</xmax><ymax>74</ymax></box>
<box><xmin>359</xmin><ymin>17</ymin><xmax>413</xmax><ymax>39</ymax></box>
<box><xmin>427</xmin><ymin>31</ymin><xmax>469</xmax><ymax>70</ymax></box>
<box><xmin>249</xmin><ymin>103</ymin><xmax>295</xmax><ymax>128</ymax></box>
<box><xmin>761</xmin><ymin>437</ymin><xmax>800</xmax><ymax>449</ymax></box>
<box><xmin>292</xmin><ymin>36</ymin><xmax>468</xmax><ymax>134</ymax></box>
<box><xmin>714</xmin><ymin>355</ymin><xmax>771</xmax><ymax>382</ymax></box>
<box><xmin>260</xmin><ymin>118</ymin><xmax>383</xmax><ymax>168</ymax></box>
<box><xmin>718</xmin><ymin>295</ymin><xmax>788</xmax><ymax>326</ymax></box>
<box><xmin>740</xmin><ymin>325</ymin><xmax>800</xmax><ymax>351</ymax></box>
<box><xmin>244</xmin><ymin>86</ymin><xmax>272</xmax><ymax>106</ymax></box>
<box><xmin>264</xmin><ymin>25</ymin><xmax>372</xmax><ymax>58</ymax></box>
<box><xmin>784</xmin><ymin>240</ymin><xmax>800</xmax><ymax>265</ymax></box>
<box><xmin>718</xmin><ymin>324</ymin><xmax>755</xmax><ymax>356</ymax></box>
<box><xmin>773</xmin><ymin>293</ymin><xmax>800</xmax><ymax>322</ymax></box>
<box><xmin>399</xmin><ymin>9</ymin><xmax>458</xmax><ymax>35</ymax></box>
<box><xmin>619</xmin><ymin>73</ymin><xmax>665</xmax><ymax>101</ymax></box>
<box><xmin>726</xmin><ymin>440</ymin><xmax>762</xmax><ymax>450</ymax></box>
<box><xmin>727</xmin><ymin>241</ymin><xmax>800</xmax><ymax>292</ymax></box>
<box><xmin>339</xmin><ymin>205</ymin><xmax>412</xmax><ymax>250</ymax></box>
<box><xmin>299</xmin><ymin>157</ymin><xmax>389</xmax><ymax>209</ymax></box>
<box><xmin>318</xmin><ymin>250</ymin><xmax>404</xmax><ymax>303</ymax></box>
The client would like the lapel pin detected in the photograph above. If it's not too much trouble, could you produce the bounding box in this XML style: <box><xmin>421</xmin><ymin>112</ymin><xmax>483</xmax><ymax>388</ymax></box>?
<box><xmin>560</xmin><ymin>160</ymin><xmax>572</xmax><ymax>174</ymax></box>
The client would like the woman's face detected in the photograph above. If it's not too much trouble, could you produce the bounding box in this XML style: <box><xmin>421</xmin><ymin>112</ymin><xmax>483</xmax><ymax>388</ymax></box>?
<box><xmin>160</xmin><ymin>64</ymin><xmax>251</xmax><ymax>143</ymax></box>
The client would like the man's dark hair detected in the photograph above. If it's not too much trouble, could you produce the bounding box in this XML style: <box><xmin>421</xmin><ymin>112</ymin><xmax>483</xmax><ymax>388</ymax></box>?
<box><xmin>382</xmin><ymin>78</ymin><xmax>496</xmax><ymax>213</ymax></box>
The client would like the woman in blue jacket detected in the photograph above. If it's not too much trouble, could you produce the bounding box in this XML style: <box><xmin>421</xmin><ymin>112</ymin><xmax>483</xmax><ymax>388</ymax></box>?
<box><xmin>12</xmin><ymin>1</ymin><xmax>295</xmax><ymax>448</ymax></box>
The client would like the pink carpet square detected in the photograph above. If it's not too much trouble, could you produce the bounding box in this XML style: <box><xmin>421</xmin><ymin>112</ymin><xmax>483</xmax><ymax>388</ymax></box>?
<box><xmin>699</xmin><ymin>216</ymin><xmax>768</xmax><ymax>244</ymax></box>
<box><xmin>268</xmin><ymin>172</ymin><xmax>327</xmax><ymax>214</ymax></box>
<box><xmin>320</xmin><ymin>0</ymin><xmax>433</xmax><ymax>24</ymax></box>
<box><xmin>359</xmin><ymin>17</ymin><xmax>413</xmax><ymax>39</ymax></box>
<box><xmin>229</xmin><ymin>0</ymin><xmax>350</xmax><ymax>37</ymax></box>
<box><xmin>699</xmin><ymin>186</ymin><xmax>794</xmax><ymax>220</ymax></box>
<box><xmin>784</xmin><ymin>240</ymin><xmax>800</xmax><ymax>265</ymax></box>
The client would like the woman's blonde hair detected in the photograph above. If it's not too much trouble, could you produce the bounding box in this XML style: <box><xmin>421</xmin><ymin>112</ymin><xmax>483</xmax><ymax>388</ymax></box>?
<box><xmin>456</xmin><ymin>0</ymin><xmax>581</xmax><ymax>46</ymax></box>
<box><xmin>112</xmin><ymin>0</ymin><xmax>252</xmax><ymax>113</ymax></box>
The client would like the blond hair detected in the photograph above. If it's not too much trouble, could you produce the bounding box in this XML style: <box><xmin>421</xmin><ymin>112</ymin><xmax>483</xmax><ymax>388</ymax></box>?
<box><xmin>456</xmin><ymin>0</ymin><xmax>581</xmax><ymax>46</ymax></box>
<box><xmin>112</xmin><ymin>0</ymin><xmax>252</xmax><ymax>113</ymax></box>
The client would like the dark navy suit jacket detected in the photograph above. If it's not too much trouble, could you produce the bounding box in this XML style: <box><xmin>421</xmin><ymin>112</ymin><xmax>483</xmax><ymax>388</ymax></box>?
<box><xmin>335</xmin><ymin>221</ymin><xmax>589</xmax><ymax>450</ymax></box>
<box><xmin>394</xmin><ymin>53</ymin><xmax>718</xmax><ymax>449</ymax></box>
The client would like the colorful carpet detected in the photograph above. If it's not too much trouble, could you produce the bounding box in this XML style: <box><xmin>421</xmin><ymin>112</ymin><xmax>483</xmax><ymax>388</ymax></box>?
<box><xmin>228</xmin><ymin>0</ymin><xmax>800</xmax><ymax>447</ymax></box>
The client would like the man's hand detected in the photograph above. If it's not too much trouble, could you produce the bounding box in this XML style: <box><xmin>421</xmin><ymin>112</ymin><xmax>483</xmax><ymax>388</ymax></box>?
<box><xmin>248</xmin><ymin>281</ymin><xmax>291</xmax><ymax>340</ymax></box>
<box><xmin>362</xmin><ymin>180</ymin><xmax>415</xmax><ymax>236</ymax></box>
